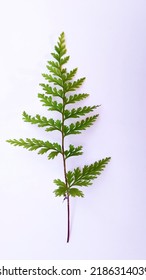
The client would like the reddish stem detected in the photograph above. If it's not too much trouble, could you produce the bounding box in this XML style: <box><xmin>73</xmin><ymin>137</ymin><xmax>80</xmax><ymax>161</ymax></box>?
<box><xmin>60</xmin><ymin>62</ymin><xmax>70</xmax><ymax>243</ymax></box>
<box><xmin>67</xmin><ymin>194</ymin><xmax>70</xmax><ymax>243</ymax></box>
<box><xmin>61</xmin><ymin>98</ymin><xmax>70</xmax><ymax>243</ymax></box>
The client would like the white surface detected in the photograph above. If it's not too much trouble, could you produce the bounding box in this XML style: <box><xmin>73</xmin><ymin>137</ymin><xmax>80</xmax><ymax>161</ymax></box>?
<box><xmin>0</xmin><ymin>0</ymin><xmax>146</xmax><ymax>259</ymax></box>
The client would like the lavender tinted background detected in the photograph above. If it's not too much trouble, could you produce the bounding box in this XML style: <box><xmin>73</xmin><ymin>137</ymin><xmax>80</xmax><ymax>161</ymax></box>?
<box><xmin>0</xmin><ymin>0</ymin><xmax>146</xmax><ymax>259</ymax></box>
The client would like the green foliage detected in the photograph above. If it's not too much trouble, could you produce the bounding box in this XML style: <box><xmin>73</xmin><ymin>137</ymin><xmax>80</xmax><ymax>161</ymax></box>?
<box><xmin>64</xmin><ymin>105</ymin><xmax>98</xmax><ymax>120</ymax></box>
<box><xmin>7</xmin><ymin>138</ymin><xmax>62</xmax><ymax>159</ymax></box>
<box><xmin>38</xmin><ymin>94</ymin><xmax>63</xmax><ymax>113</ymax></box>
<box><xmin>64</xmin><ymin>144</ymin><xmax>83</xmax><ymax>159</ymax></box>
<box><xmin>39</xmin><ymin>84</ymin><xmax>63</xmax><ymax>98</ymax></box>
<box><xmin>53</xmin><ymin>180</ymin><xmax>84</xmax><ymax>197</ymax></box>
<box><xmin>68</xmin><ymin>188</ymin><xmax>84</xmax><ymax>197</ymax></box>
<box><xmin>66</xmin><ymin>157</ymin><xmax>111</xmax><ymax>187</ymax></box>
<box><xmin>54</xmin><ymin>186</ymin><xmax>67</xmax><ymax>197</ymax></box>
<box><xmin>64</xmin><ymin>93</ymin><xmax>89</xmax><ymax>104</ymax></box>
<box><xmin>22</xmin><ymin>111</ymin><xmax>62</xmax><ymax>132</ymax></box>
<box><xmin>7</xmin><ymin>32</ymin><xmax>111</xmax><ymax>241</ymax></box>
<box><xmin>64</xmin><ymin>115</ymin><xmax>99</xmax><ymax>136</ymax></box>
<box><xmin>7</xmin><ymin>31</ymin><xmax>110</xmax><ymax>197</ymax></box>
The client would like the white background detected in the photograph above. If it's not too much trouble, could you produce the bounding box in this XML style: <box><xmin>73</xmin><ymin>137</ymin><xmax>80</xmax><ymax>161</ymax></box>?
<box><xmin>0</xmin><ymin>0</ymin><xmax>146</xmax><ymax>259</ymax></box>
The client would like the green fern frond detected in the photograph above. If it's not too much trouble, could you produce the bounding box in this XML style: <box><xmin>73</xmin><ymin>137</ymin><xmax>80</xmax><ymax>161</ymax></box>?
<box><xmin>64</xmin><ymin>68</ymin><xmax>78</xmax><ymax>81</ymax></box>
<box><xmin>7</xmin><ymin>138</ymin><xmax>62</xmax><ymax>158</ymax></box>
<box><xmin>7</xmin><ymin>32</ymin><xmax>111</xmax><ymax>242</ymax></box>
<box><xmin>47</xmin><ymin>60</ymin><xmax>60</xmax><ymax>69</ymax></box>
<box><xmin>54</xmin><ymin>179</ymin><xmax>67</xmax><ymax>188</ymax></box>
<box><xmin>39</xmin><ymin>84</ymin><xmax>63</xmax><ymax>98</ymax></box>
<box><xmin>22</xmin><ymin>111</ymin><xmax>51</xmax><ymax>127</ymax></box>
<box><xmin>45</xmin><ymin>119</ymin><xmax>62</xmax><ymax>132</ymax></box>
<box><xmin>68</xmin><ymin>188</ymin><xmax>84</xmax><ymax>197</ymax></box>
<box><xmin>64</xmin><ymin>78</ymin><xmax>85</xmax><ymax>92</ymax></box>
<box><xmin>38</xmin><ymin>94</ymin><xmax>63</xmax><ymax>113</ymax></box>
<box><xmin>48</xmin><ymin>151</ymin><xmax>60</xmax><ymax>159</ymax></box>
<box><xmin>55</xmin><ymin>32</ymin><xmax>67</xmax><ymax>57</ymax></box>
<box><xmin>46</xmin><ymin>65</ymin><xmax>62</xmax><ymax>78</ymax></box>
<box><xmin>64</xmin><ymin>93</ymin><xmax>89</xmax><ymax>104</ymax></box>
<box><xmin>51</xmin><ymin>53</ymin><xmax>70</xmax><ymax>66</ymax></box>
<box><xmin>64</xmin><ymin>115</ymin><xmax>99</xmax><ymax>136</ymax></box>
<box><xmin>60</xmin><ymin>56</ymin><xmax>70</xmax><ymax>66</ymax></box>
<box><xmin>53</xmin><ymin>184</ymin><xmax>84</xmax><ymax>198</ymax></box>
<box><xmin>54</xmin><ymin>186</ymin><xmax>67</xmax><ymax>197</ymax></box>
<box><xmin>51</xmin><ymin>52</ymin><xmax>60</xmax><ymax>62</ymax></box>
<box><xmin>22</xmin><ymin>111</ymin><xmax>62</xmax><ymax>132</ymax></box>
<box><xmin>64</xmin><ymin>144</ymin><xmax>83</xmax><ymax>159</ymax></box>
<box><xmin>64</xmin><ymin>105</ymin><xmax>98</xmax><ymax>119</ymax></box>
<box><xmin>42</xmin><ymin>73</ymin><xmax>64</xmax><ymax>88</ymax></box>
<box><xmin>67</xmin><ymin>157</ymin><xmax>111</xmax><ymax>187</ymax></box>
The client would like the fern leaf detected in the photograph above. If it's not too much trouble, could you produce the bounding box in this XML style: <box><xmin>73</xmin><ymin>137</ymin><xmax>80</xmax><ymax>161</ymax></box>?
<box><xmin>64</xmin><ymin>68</ymin><xmax>78</xmax><ymax>81</ymax></box>
<box><xmin>68</xmin><ymin>188</ymin><xmax>84</xmax><ymax>197</ymax></box>
<box><xmin>51</xmin><ymin>52</ymin><xmax>70</xmax><ymax>66</ymax></box>
<box><xmin>48</xmin><ymin>151</ymin><xmax>60</xmax><ymax>159</ymax></box>
<box><xmin>38</xmin><ymin>94</ymin><xmax>63</xmax><ymax>113</ymax></box>
<box><xmin>64</xmin><ymin>115</ymin><xmax>99</xmax><ymax>136</ymax></box>
<box><xmin>42</xmin><ymin>74</ymin><xmax>63</xmax><ymax>88</ymax></box>
<box><xmin>46</xmin><ymin>65</ymin><xmax>62</xmax><ymax>78</ymax></box>
<box><xmin>22</xmin><ymin>111</ymin><xmax>51</xmax><ymax>127</ymax></box>
<box><xmin>60</xmin><ymin>56</ymin><xmax>70</xmax><ymax>66</ymax></box>
<box><xmin>66</xmin><ymin>171</ymin><xmax>74</xmax><ymax>186</ymax></box>
<box><xmin>67</xmin><ymin>157</ymin><xmax>111</xmax><ymax>187</ymax></box>
<box><xmin>54</xmin><ymin>186</ymin><xmax>67</xmax><ymax>197</ymax></box>
<box><xmin>55</xmin><ymin>32</ymin><xmax>67</xmax><ymax>57</ymax></box>
<box><xmin>47</xmin><ymin>60</ymin><xmax>60</xmax><ymax>69</ymax></box>
<box><xmin>55</xmin><ymin>45</ymin><xmax>66</xmax><ymax>57</ymax></box>
<box><xmin>64</xmin><ymin>105</ymin><xmax>98</xmax><ymax>119</ymax></box>
<box><xmin>64</xmin><ymin>145</ymin><xmax>83</xmax><ymax>159</ymax></box>
<box><xmin>39</xmin><ymin>84</ymin><xmax>63</xmax><ymax>98</ymax></box>
<box><xmin>51</xmin><ymin>51</ymin><xmax>60</xmax><ymax>61</ymax></box>
<box><xmin>54</xmin><ymin>161</ymin><xmax>68</xmax><ymax>196</ymax></box>
<box><xmin>53</xmin><ymin>180</ymin><xmax>84</xmax><ymax>197</ymax></box>
<box><xmin>22</xmin><ymin>111</ymin><xmax>62</xmax><ymax>132</ymax></box>
<box><xmin>54</xmin><ymin>179</ymin><xmax>66</xmax><ymax>188</ymax></box>
<box><xmin>64</xmin><ymin>93</ymin><xmax>89</xmax><ymax>104</ymax></box>
<box><xmin>64</xmin><ymin>78</ymin><xmax>86</xmax><ymax>92</ymax></box>
<box><xmin>45</xmin><ymin>119</ymin><xmax>62</xmax><ymax>132</ymax></box>
<box><xmin>7</xmin><ymin>32</ymin><xmax>111</xmax><ymax>242</ymax></box>
<box><xmin>7</xmin><ymin>138</ymin><xmax>62</xmax><ymax>157</ymax></box>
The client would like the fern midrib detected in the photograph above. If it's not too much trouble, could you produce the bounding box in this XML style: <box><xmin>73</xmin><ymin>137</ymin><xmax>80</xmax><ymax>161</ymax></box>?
<box><xmin>60</xmin><ymin>63</ymin><xmax>68</xmax><ymax>194</ymax></box>
<box><xmin>60</xmin><ymin>60</ymin><xmax>70</xmax><ymax>243</ymax></box>
<box><xmin>61</xmin><ymin>103</ymin><xmax>68</xmax><ymax>191</ymax></box>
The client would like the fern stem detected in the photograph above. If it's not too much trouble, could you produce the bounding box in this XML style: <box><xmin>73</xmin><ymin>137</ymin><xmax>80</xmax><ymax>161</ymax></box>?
<box><xmin>61</xmin><ymin>121</ymin><xmax>70</xmax><ymax>243</ymax></box>
<box><xmin>61</xmin><ymin>131</ymin><xmax>70</xmax><ymax>242</ymax></box>
<box><xmin>61</xmin><ymin>92</ymin><xmax>70</xmax><ymax>243</ymax></box>
<box><xmin>67</xmin><ymin>194</ymin><xmax>70</xmax><ymax>243</ymax></box>
<box><xmin>58</xmin><ymin>49</ymin><xmax>70</xmax><ymax>242</ymax></box>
